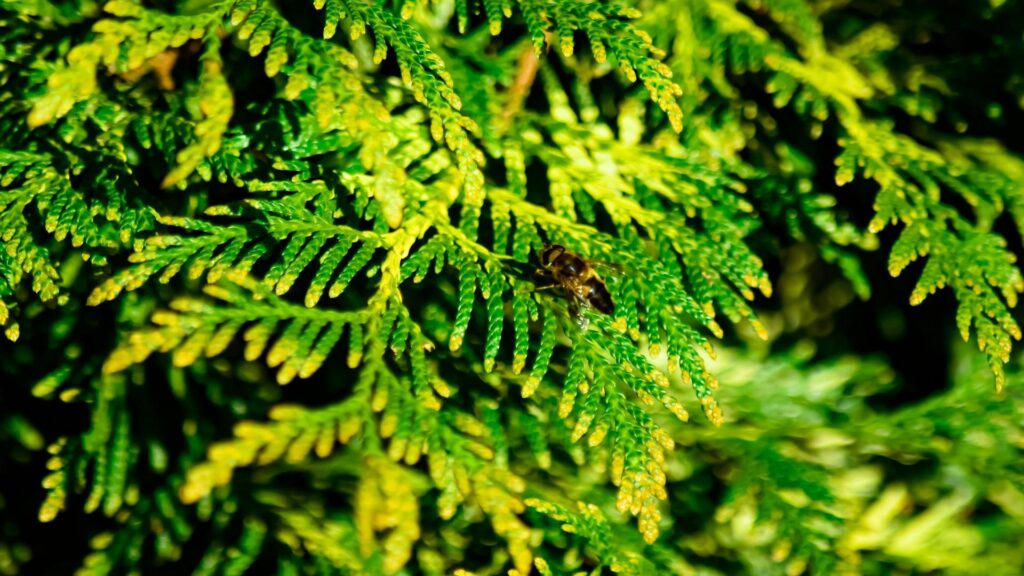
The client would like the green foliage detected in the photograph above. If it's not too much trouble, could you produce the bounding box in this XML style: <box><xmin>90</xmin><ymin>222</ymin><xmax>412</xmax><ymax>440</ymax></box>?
<box><xmin>2</xmin><ymin>0</ymin><xmax>1024</xmax><ymax>574</ymax></box>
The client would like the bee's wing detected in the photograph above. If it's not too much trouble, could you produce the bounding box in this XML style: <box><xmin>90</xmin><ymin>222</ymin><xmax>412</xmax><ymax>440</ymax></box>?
<box><xmin>588</xmin><ymin>259</ymin><xmax>626</xmax><ymax>279</ymax></box>
<box><xmin>565</xmin><ymin>287</ymin><xmax>592</xmax><ymax>330</ymax></box>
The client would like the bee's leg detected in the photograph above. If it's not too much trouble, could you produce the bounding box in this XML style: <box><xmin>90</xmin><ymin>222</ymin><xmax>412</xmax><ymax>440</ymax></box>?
<box><xmin>516</xmin><ymin>271</ymin><xmax>561</xmax><ymax>296</ymax></box>
<box><xmin>515</xmin><ymin>284</ymin><xmax>563</xmax><ymax>296</ymax></box>
<box><xmin>533</xmin><ymin>268</ymin><xmax>557</xmax><ymax>288</ymax></box>
<box><xmin>517</xmin><ymin>268</ymin><xmax>560</xmax><ymax>294</ymax></box>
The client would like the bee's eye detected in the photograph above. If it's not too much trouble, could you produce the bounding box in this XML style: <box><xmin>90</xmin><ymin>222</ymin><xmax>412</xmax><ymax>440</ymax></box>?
<box><xmin>541</xmin><ymin>245</ymin><xmax>564</xmax><ymax>266</ymax></box>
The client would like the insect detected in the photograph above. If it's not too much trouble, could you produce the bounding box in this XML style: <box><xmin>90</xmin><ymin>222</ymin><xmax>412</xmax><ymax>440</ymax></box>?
<box><xmin>535</xmin><ymin>244</ymin><xmax>615</xmax><ymax>321</ymax></box>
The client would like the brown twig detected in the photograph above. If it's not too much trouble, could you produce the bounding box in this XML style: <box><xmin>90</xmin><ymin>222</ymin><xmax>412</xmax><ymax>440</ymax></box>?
<box><xmin>500</xmin><ymin>35</ymin><xmax>549</xmax><ymax>132</ymax></box>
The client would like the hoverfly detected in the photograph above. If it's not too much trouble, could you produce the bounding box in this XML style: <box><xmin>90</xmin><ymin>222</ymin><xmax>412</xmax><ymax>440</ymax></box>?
<box><xmin>534</xmin><ymin>245</ymin><xmax>615</xmax><ymax>324</ymax></box>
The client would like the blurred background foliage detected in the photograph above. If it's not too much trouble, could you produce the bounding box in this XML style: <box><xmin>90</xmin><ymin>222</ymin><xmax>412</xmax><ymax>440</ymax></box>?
<box><xmin>1</xmin><ymin>0</ymin><xmax>1024</xmax><ymax>574</ymax></box>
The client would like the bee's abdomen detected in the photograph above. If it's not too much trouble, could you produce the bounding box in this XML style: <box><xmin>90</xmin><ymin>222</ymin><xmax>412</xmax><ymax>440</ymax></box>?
<box><xmin>584</xmin><ymin>278</ymin><xmax>614</xmax><ymax>314</ymax></box>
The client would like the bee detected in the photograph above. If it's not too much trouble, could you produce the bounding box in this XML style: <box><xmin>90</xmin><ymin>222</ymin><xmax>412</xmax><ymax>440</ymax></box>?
<box><xmin>535</xmin><ymin>244</ymin><xmax>615</xmax><ymax>320</ymax></box>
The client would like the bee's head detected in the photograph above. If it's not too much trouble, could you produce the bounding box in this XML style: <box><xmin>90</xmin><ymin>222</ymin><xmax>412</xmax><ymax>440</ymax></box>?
<box><xmin>540</xmin><ymin>244</ymin><xmax>565</xmax><ymax>267</ymax></box>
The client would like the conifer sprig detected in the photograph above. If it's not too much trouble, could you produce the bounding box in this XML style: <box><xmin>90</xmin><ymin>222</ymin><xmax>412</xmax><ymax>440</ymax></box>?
<box><xmin>3</xmin><ymin>0</ymin><xmax>1024</xmax><ymax>573</ymax></box>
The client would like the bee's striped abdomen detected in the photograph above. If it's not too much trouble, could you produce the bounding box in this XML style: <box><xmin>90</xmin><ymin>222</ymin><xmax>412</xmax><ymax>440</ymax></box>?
<box><xmin>584</xmin><ymin>277</ymin><xmax>614</xmax><ymax>314</ymax></box>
